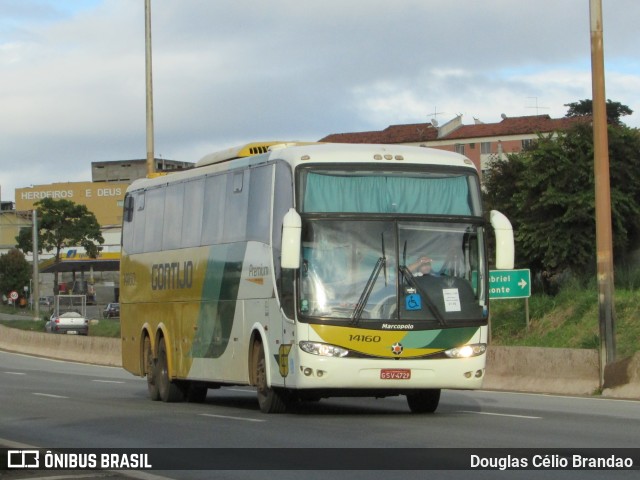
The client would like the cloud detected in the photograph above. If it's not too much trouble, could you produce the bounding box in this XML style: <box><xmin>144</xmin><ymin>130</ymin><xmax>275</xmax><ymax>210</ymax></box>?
<box><xmin>1</xmin><ymin>0</ymin><xmax>639</xmax><ymax>202</ymax></box>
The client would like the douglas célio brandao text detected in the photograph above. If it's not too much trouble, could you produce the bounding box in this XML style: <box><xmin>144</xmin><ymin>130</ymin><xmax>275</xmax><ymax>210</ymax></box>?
<box><xmin>470</xmin><ymin>453</ymin><xmax>635</xmax><ymax>470</ymax></box>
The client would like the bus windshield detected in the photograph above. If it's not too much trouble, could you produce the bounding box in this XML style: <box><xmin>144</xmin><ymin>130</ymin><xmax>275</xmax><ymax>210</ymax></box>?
<box><xmin>299</xmin><ymin>219</ymin><xmax>487</xmax><ymax>327</ymax></box>
<box><xmin>297</xmin><ymin>167</ymin><xmax>487</xmax><ymax>328</ymax></box>
<box><xmin>300</xmin><ymin>168</ymin><xmax>482</xmax><ymax>216</ymax></box>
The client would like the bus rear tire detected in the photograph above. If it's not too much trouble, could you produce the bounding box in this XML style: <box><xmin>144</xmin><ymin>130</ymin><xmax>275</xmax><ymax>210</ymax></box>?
<box><xmin>255</xmin><ymin>343</ymin><xmax>288</xmax><ymax>414</ymax></box>
<box><xmin>157</xmin><ymin>337</ymin><xmax>184</xmax><ymax>403</ymax></box>
<box><xmin>406</xmin><ymin>389</ymin><xmax>441</xmax><ymax>413</ymax></box>
<box><xmin>144</xmin><ymin>336</ymin><xmax>160</xmax><ymax>401</ymax></box>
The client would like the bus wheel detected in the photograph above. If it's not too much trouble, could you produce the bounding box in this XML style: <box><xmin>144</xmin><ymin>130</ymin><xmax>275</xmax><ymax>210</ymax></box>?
<box><xmin>144</xmin><ymin>336</ymin><xmax>160</xmax><ymax>401</ymax></box>
<box><xmin>406</xmin><ymin>389</ymin><xmax>441</xmax><ymax>413</ymax></box>
<box><xmin>157</xmin><ymin>337</ymin><xmax>184</xmax><ymax>403</ymax></box>
<box><xmin>255</xmin><ymin>343</ymin><xmax>288</xmax><ymax>414</ymax></box>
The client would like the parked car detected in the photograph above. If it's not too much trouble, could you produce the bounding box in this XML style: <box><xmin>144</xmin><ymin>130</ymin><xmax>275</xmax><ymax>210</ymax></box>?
<box><xmin>38</xmin><ymin>296</ymin><xmax>54</xmax><ymax>309</ymax></box>
<box><xmin>103</xmin><ymin>303</ymin><xmax>120</xmax><ymax>318</ymax></box>
<box><xmin>45</xmin><ymin>311</ymin><xmax>89</xmax><ymax>335</ymax></box>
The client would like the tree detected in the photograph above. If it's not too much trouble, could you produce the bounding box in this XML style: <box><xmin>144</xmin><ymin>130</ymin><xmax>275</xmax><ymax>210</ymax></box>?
<box><xmin>0</xmin><ymin>249</ymin><xmax>31</xmax><ymax>301</ymax></box>
<box><xmin>483</xmin><ymin>120</ymin><xmax>640</xmax><ymax>282</ymax></box>
<box><xmin>564</xmin><ymin>99</ymin><xmax>633</xmax><ymax>126</ymax></box>
<box><xmin>16</xmin><ymin>198</ymin><xmax>104</xmax><ymax>294</ymax></box>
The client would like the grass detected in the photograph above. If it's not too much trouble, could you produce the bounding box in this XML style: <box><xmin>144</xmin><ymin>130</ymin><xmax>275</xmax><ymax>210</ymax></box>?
<box><xmin>490</xmin><ymin>281</ymin><xmax>640</xmax><ymax>360</ymax></box>
<box><xmin>0</xmin><ymin>305</ymin><xmax>121</xmax><ymax>338</ymax></box>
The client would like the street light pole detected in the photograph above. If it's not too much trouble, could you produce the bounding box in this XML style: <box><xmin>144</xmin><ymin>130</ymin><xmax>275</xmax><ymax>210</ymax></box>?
<box><xmin>32</xmin><ymin>210</ymin><xmax>40</xmax><ymax>321</ymax></box>
<box><xmin>145</xmin><ymin>0</ymin><xmax>155</xmax><ymax>177</ymax></box>
<box><xmin>590</xmin><ymin>0</ymin><xmax>616</xmax><ymax>386</ymax></box>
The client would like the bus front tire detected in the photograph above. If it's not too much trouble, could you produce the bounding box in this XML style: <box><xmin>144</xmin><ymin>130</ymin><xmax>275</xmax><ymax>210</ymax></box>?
<box><xmin>144</xmin><ymin>336</ymin><xmax>160</xmax><ymax>401</ymax></box>
<box><xmin>406</xmin><ymin>389</ymin><xmax>441</xmax><ymax>413</ymax></box>
<box><xmin>255</xmin><ymin>343</ymin><xmax>288</xmax><ymax>414</ymax></box>
<box><xmin>157</xmin><ymin>337</ymin><xmax>184</xmax><ymax>403</ymax></box>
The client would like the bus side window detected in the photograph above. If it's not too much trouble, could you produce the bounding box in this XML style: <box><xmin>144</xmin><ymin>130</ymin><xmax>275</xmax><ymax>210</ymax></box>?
<box><xmin>273</xmin><ymin>162</ymin><xmax>294</xmax><ymax>318</ymax></box>
<box><xmin>131</xmin><ymin>191</ymin><xmax>146</xmax><ymax>254</ymax></box>
<box><xmin>163</xmin><ymin>182</ymin><xmax>185</xmax><ymax>250</ymax></box>
<box><xmin>143</xmin><ymin>187</ymin><xmax>165</xmax><ymax>253</ymax></box>
<box><xmin>122</xmin><ymin>194</ymin><xmax>135</xmax><ymax>253</ymax></box>
<box><xmin>123</xmin><ymin>195</ymin><xmax>134</xmax><ymax>222</ymax></box>
<box><xmin>247</xmin><ymin>165</ymin><xmax>272</xmax><ymax>244</ymax></box>
<box><xmin>181</xmin><ymin>177</ymin><xmax>204</xmax><ymax>248</ymax></box>
<box><xmin>279</xmin><ymin>269</ymin><xmax>295</xmax><ymax>318</ymax></box>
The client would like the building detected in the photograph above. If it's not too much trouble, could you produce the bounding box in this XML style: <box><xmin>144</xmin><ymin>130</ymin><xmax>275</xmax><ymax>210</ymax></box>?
<box><xmin>91</xmin><ymin>158</ymin><xmax>193</xmax><ymax>183</ymax></box>
<box><xmin>15</xmin><ymin>182</ymin><xmax>130</xmax><ymax>227</ymax></box>
<box><xmin>3</xmin><ymin>158</ymin><xmax>193</xmax><ymax>301</ymax></box>
<box><xmin>14</xmin><ymin>158</ymin><xmax>193</xmax><ymax>227</ymax></box>
<box><xmin>0</xmin><ymin>210</ymin><xmax>30</xmax><ymax>254</ymax></box>
<box><xmin>319</xmin><ymin>114</ymin><xmax>588</xmax><ymax>175</ymax></box>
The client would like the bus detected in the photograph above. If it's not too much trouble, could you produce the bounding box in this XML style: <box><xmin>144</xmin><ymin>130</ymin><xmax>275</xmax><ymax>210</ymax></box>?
<box><xmin>120</xmin><ymin>142</ymin><xmax>514</xmax><ymax>413</ymax></box>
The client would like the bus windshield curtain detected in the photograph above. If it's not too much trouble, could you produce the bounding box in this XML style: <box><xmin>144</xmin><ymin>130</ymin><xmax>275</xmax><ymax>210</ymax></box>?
<box><xmin>303</xmin><ymin>173</ymin><xmax>472</xmax><ymax>215</ymax></box>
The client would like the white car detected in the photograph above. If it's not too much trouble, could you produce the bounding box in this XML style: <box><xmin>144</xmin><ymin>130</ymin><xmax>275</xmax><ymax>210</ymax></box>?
<box><xmin>46</xmin><ymin>311</ymin><xmax>89</xmax><ymax>335</ymax></box>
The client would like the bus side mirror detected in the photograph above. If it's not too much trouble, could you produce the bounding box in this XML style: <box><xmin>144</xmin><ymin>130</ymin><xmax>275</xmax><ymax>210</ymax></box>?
<box><xmin>490</xmin><ymin>210</ymin><xmax>514</xmax><ymax>270</ymax></box>
<box><xmin>281</xmin><ymin>208</ymin><xmax>301</xmax><ymax>269</ymax></box>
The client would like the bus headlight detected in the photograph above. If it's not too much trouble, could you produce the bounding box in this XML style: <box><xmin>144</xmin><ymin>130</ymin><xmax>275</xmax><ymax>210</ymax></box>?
<box><xmin>444</xmin><ymin>343</ymin><xmax>486</xmax><ymax>359</ymax></box>
<box><xmin>299</xmin><ymin>341</ymin><xmax>349</xmax><ymax>358</ymax></box>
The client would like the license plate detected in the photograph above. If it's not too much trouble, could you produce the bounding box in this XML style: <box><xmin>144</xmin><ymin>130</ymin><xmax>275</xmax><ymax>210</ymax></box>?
<box><xmin>380</xmin><ymin>369</ymin><xmax>411</xmax><ymax>380</ymax></box>
<box><xmin>67</xmin><ymin>331</ymin><xmax>78</xmax><ymax>335</ymax></box>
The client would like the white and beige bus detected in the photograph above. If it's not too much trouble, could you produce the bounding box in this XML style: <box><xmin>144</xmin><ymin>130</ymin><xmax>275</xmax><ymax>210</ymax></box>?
<box><xmin>120</xmin><ymin>142</ymin><xmax>514</xmax><ymax>413</ymax></box>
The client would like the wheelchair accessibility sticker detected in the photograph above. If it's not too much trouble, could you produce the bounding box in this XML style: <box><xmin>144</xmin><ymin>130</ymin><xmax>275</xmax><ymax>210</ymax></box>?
<box><xmin>405</xmin><ymin>293</ymin><xmax>422</xmax><ymax>311</ymax></box>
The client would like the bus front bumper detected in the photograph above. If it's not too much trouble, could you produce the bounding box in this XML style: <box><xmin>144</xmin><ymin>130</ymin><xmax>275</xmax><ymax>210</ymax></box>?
<box><xmin>288</xmin><ymin>349</ymin><xmax>486</xmax><ymax>391</ymax></box>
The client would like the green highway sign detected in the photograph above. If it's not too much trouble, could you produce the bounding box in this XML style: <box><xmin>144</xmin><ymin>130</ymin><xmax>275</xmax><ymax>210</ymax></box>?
<box><xmin>489</xmin><ymin>269</ymin><xmax>531</xmax><ymax>299</ymax></box>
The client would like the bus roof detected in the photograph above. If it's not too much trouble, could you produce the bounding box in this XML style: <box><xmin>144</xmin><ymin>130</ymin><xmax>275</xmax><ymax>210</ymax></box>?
<box><xmin>266</xmin><ymin>142</ymin><xmax>477</xmax><ymax>171</ymax></box>
<box><xmin>196</xmin><ymin>142</ymin><xmax>476</xmax><ymax>170</ymax></box>
<box><xmin>196</xmin><ymin>141</ymin><xmax>319</xmax><ymax>167</ymax></box>
<box><xmin>127</xmin><ymin>143</ymin><xmax>477</xmax><ymax>193</ymax></box>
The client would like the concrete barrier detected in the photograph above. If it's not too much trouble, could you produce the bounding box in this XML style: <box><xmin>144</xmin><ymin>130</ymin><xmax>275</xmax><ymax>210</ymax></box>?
<box><xmin>0</xmin><ymin>324</ymin><xmax>121</xmax><ymax>367</ymax></box>
<box><xmin>484</xmin><ymin>346</ymin><xmax>601</xmax><ymax>396</ymax></box>
<box><xmin>0</xmin><ymin>324</ymin><xmax>637</xmax><ymax>399</ymax></box>
<box><xmin>602</xmin><ymin>352</ymin><xmax>640</xmax><ymax>399</ymax></box>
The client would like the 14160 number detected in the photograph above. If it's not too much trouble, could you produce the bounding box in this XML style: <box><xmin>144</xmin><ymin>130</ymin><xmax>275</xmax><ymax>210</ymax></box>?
<box><xmin>348</xmin><ymin>335</ymin><xmax>381</xmax><ymax>343</ymax></box>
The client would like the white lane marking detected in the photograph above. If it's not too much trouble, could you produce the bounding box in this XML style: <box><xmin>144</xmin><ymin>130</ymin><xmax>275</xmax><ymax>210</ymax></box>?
<box><xmin>226</xmin><ymin>388</ymin><xmax>255</xmax><ymax>394</ymax></box>
<box><xmin>458</xmin><ymin>410</ymin><xmax>541</xmax><ymax>419</ymax></box>
<box><xmin>92</xmin><ymin>379</ymin><xmax>125</xmax><ymax>384</ymax></box>
<box><xmin>199</xmin><ymin>413</ymin><xmax>266</xmax><ymax>423</ymax></box>
<box><xmin>33</xmin><ymin>393</ymin><xmax>69</xmax><ymax>399</ymax></box>
<box><xmin>4</xmin><ymin>372</ymin><xmax>26</xmax><ymax>375</ymax></box>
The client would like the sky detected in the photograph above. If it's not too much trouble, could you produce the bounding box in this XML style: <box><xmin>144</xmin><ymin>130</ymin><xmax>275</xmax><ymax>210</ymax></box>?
<box><xmin>2</xmin><ymin>0</ymin><xmax>639</xmax><ymax>203</ymax></box>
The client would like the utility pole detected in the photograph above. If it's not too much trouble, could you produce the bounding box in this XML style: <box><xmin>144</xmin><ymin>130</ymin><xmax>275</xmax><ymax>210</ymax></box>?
<box><xmin>590</xmin><ymin>0</ymin><xmax>616</xmax><ymax>386</ymax></box>
<box><xmin>145</xmin><ymin>0</ymin><xmax>155</xmax><ymax>177</ymax></box>
<box><xmin>32</xmin><ymin>210</ymin><xmax>40</xmax><ymax>321</ymax></box>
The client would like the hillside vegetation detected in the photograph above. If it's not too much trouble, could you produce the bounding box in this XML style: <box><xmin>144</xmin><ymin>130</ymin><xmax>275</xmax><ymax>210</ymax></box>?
<box><xmin>490</xmin><ymin>274</ymin><xmax>640</xmax><ymax>360</ymax></box>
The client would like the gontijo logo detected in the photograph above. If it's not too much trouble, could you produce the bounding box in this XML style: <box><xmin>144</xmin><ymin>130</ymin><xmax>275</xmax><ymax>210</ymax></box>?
<box><xmin>151</xmin><ymin>261</ymin><xmax>194</xmax><ymax>290</ymax></box>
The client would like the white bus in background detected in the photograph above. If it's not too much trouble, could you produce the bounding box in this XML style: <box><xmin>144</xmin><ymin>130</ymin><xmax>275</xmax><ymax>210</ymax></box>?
<box><xmin>120</xmin><ymin>142</ymin><xmax>514</xmax><ymax>413</ymax></box>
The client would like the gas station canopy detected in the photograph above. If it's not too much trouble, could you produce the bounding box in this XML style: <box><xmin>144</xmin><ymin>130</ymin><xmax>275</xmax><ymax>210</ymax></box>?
<box><xmin>39</xmin><ymin>251</ymin><xmax>120</xmax><ymax>274</ymax></box>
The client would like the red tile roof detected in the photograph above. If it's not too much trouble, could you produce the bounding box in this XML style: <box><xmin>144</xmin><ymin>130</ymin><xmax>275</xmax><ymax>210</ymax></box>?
<box><xmin>319</xmin><ymin>115</ymin><xmax>589</xmax><ymax>144</ymax></box>
<box><xmin>320</xmin><ymin>123</ymin><xmax>438</xmax><ymax>144</ymax></box>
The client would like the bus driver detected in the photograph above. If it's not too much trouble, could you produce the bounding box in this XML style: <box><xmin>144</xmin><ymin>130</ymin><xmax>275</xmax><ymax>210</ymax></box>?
<box><xmin>408</xmin><ymin>256</ymin><xmax>435</xmax><ymax>276</ymax></box>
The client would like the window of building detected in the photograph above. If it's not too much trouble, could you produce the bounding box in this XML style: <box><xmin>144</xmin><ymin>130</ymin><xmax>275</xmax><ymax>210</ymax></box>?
<box><xmin>522</xmin><ymin>139</ymin><xmax>534</xmax><ymax>149</ymax></box>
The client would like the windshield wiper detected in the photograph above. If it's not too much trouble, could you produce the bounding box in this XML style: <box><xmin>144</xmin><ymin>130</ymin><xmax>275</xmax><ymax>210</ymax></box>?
<box><xmin>350</xmin><ymin>257</ymin><xmax>384</xmax><ymax>325</ymax></box>
<box><xmin>351</xmin><ymin>233</ymin><xmax>386</xmax><ymax>326</ymax></box>
<box><xmin>399</xmin><ymin>266</ymin><xmax>447</xmax><ymax>327</ymax></box>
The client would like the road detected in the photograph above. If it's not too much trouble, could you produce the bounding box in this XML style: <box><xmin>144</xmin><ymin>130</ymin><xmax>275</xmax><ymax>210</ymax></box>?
<box><xmin>0</xmin><ymin>350</ymin><xmax>638</xmax><ymax>479</ymax></box>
